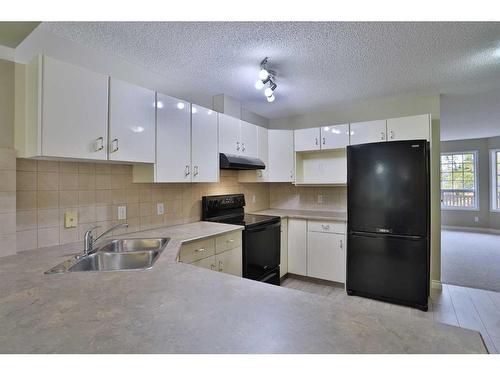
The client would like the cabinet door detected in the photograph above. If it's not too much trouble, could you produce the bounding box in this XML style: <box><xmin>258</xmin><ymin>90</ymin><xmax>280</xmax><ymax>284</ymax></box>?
<box><xmin>238</xmin><ymin>126</ymin><xmax>268</xmax><ymax>182</ymax></box>
<box><xmin>219</xmin><ymin>114</ymin><xmax>240</xmax><ymax>154</ymax></box>
<box><xmin>287</xmin><ymin>219</ymin><xmax>307</xmax><ymax>276</ymax></box>
<box><xmin>307</xmin><ymin>232</ymin><xmax>345</xmax><ymax>283</ymax></box>
<box><xmin>155</xmin><ymin>94</ymin><xmax>191</xmax><ymax>182</ymax></box>
<box><xmin>216</xmin><ymin>247</ymin><xmax>242</xmax><ymax>277</ymax></box>
<box><xmin>294</xmin><ymin>128</ymin><xmax>321</xmax><ymax>151</ymax></box>
<box><xmin>41</xmin><ymin>55</ymin><xmax>108</xmax><ymax>160</ymax></box>
<box><xmin>191</xmin><ymin>104</ymin><xmax>219</xmax><ymax>182</ymax></box>
<box><xmin>349</xmin><ymin>120</ymin><xmax>387</xmax><ymax>145</ymax></box>
<box><xmin>108</xmin><ymin>78</ymin><xmax>156</xmax><ymax>163</ymax></box>
<box><xmin>268</xmin><ymin>129</ymin><xmax>295</xmax><ymax>182</ymax></box>
<box><xmin>191</xmin><ymin>255</ymin><xmax>216</xmax><ymax>271</ymax></box>
<box><xmin>280</xmin><ymin>218</ymin><xmax>288</xmax><ymax>278</ymax></box>
<box><xmin>320</xmin><ymin>124</ymin><xmax>350</xmax><ymax>150</ymax></box>
<box><xmin>240</xmin><ymin>121</ymin><xmax>258</xmax><ymax>157</ymax></box>
<box><xmin>386</xmin><ymin>114</ymin><xmax>430</xmax><ymax>142</ymax></box>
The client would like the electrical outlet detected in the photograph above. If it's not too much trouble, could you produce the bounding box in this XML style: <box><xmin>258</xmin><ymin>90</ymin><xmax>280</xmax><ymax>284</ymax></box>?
<box><xmin>64</xmin><ymin>211</ymin><xmax>78</xmax><ymax>228</ymax></box>
<box><xmin>474</xmin><ymin>216</ymin><xmax>479</xmax><ymax>223</ymax></box>
<box><xmin>157</xmin><ymin>203</ymin><xmax>164</xmax><ymax>215</ymax></box>
<box><xmin>252</xmin><ymin>194</ymin><xmax>256</xmax><ymax>204</ymax></box>
<box><xmin>317</xmin><ymin>194</ymin><xmax>323</xmax><ymax>204</ymax></box>
<box><xmin>118</xmin><ymin>206</ymin><xmax>127</xmax><ymax>220</ymax></box>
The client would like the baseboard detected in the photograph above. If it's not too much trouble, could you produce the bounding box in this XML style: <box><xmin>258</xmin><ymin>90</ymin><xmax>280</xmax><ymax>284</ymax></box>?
<box><xmin>431</xmin><ymin>280</ymin><xmax>442</xmax><ymax>290</ymax></box>
<box><xmin>442</xmin><ymin>225</ymin><xmax>500</xmax><ymax>235</ymax></box>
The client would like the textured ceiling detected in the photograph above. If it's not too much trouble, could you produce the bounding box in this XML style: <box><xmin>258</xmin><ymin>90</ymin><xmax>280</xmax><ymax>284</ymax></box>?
<box><xmin>40</xmin><ymin>22</ymin><xmax>500</xmax><ymax>119</ymax></box>
<box><xmin>0</xmin><ymin>22</ymin><xmax>40</xmax><ymax>48</ymax></box>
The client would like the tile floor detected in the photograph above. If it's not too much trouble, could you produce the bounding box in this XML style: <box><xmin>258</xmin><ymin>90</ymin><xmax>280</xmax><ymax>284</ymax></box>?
<box><xmin>281</xmin><ymin>276</ymin><xmax>500</xmax><ymax>354</ymax></box>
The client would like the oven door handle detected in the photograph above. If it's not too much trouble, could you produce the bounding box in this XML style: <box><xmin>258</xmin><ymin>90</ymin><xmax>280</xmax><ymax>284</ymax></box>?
<box><xmin>246</xmin><ymin>221</ymin><xmax>281</xmax><ymax>233</ymax></box>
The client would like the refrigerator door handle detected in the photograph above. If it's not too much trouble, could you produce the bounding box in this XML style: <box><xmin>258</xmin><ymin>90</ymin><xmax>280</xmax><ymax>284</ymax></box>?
<box><xmin>350</xmin><ymin>231</ymin><xmax>425</xmax><ymax>241</ymax></box>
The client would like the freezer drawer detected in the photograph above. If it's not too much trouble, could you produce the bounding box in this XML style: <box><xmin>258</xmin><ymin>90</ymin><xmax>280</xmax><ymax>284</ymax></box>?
<box><xmin>346</xmin><ymin>232</ymin><xmax>429</xmax><ymax>310</ymax></box>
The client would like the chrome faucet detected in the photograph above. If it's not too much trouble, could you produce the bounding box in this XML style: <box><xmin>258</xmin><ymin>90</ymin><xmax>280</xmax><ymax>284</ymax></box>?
<box><xmin>83</xmin><ymin>223</ymin><xmax>129</xmax><ymax>256</ymax></box>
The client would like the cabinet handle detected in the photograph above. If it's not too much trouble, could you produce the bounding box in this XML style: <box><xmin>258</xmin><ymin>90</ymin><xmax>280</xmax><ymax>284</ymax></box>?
<box><xmin>193</xmin><ymin>166</ymin><xmax>199</xmax><ymax>176</ymax></box>
<box><xmin>218</xmin><ymin>260</ymin><xmax>223</xmax><ymax>272</ymax></box>
<box><xmin>258</xmin><ymin>170</ymin><xmax>263</xmax><ymax>177</ymax></box>
<box><xmin>322</xmin><ymin>137</ymin><xmax>325</xmax><ymax>145</ymax></box>
<box><xmin>290</xmin><ymin>170</ymin><xmax>294</xmax><ymax>179</ymax></box>
<box><xmin>111</xmin><ymin>138</ymin><xmax>119</xmax><ymax>153</ymax></box>
<box><xmin>210</xmin><ymin>264</ymin><xmax>215</xmax><ymax>271</ymax></box>
<box><xmin>380</xmin><ymin>132</ymin><xmax>385</xmax><ymax>140</ymax></box>
<box><xmin>315</xmin><ymin>138</ymin><xmax>318</xmax><ymax>145</ymax></box>
<box><xmin>340</xmin><ymin>240</ymin><xmax>343</xmax><ymax>249</ymax></box>
<box><xmin>94</xmin><ymin>137</ymin><xmax>104</xmax><ymax>152</ymax></box>
<box><xmin>227</xmin><ymin>239</ymin><xmax>234</xmax><ymax>243</ymax></box>
<box><xmin>322</xmin><ymin>224</ymin><xmax>330</xmax><ymax>230</ymax></box>
<box><xmin>236</xmin><ymin>141</ymin><xmax>240</xmax><ymax>151</ymax></box>
<box><xmin>242</xmin><ymin>142</ymin><xmax>245</xmax><ymax>152</ymax></box>
<box><xmin>390</xmin><ymin>130</ymin><xmax>394</xmax><ymax>139</ymax></box>
<box><xmin>195</xmin><ymin>248</ymin><xmax>206</xmax><ymax>253</ymax></box>
<box><xmin>185</xmin><ymin>165</ymin><xmax>190</xmax><ymax>176</ymax></box>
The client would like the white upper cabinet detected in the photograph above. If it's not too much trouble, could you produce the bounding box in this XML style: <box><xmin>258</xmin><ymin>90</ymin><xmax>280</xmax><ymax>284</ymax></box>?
<box><xmin>320</xmin><ymin>124</ymin><xmax>350</xmax><ymax>150</ymax></box>
<box><xmin>219</xmin><ymin>114</ymin><xmax>240</xmax><ymax>155</ymax></box>
<box><xmin>191</xmin><ymin>104</ymin><xmax>219</xmax><ymax>182</ymax></box>
<box><xmin>386</xmin><ymin>114</ymin><xmax>431</xmax><ymax>142</ymax></box>
<box><xmin>294</xmin><ymin>128</ymin><xmax>321</xmax><ymax>152</ymax></box>
<box><xmin>22</xmin><ymin>55</ymin><xmax>109</xmax><ymax>160</ymax></box>
<box><xmin>238</xmin><ymin>126</ymin><xmax>268</xmax><ymax>182</ymax></box>
<box><xmin>240</xmin><ymin>121</ymin><xmax>258</xmax><ymax>158</ymax></box>
<box><xmin>349</xmin><ymin>120</ymin><xmax>387</xmax><ymax>145</ymax></box>
<box><xmin>268</xmin><ymin>129</ymin><xmax>294</xmax><ymax>182</ymax></box>
<box><xmin>108</xmin><ymin>78</ymin><xmax>155</xmax><ymax>163</ymax></box>
<box><xmin>155</xmin><ymin>94</ymin><xmax>191</xmax><ymax>182</ymax></box>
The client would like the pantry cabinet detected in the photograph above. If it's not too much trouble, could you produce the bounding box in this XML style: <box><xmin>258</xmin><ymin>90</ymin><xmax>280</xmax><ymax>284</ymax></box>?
<box><xmin>19</xmin><ymin>55</ymin><xmax>109</xmax><ymax>159</ymax></box>
<box><xmin>108</xmin><ymin>78</ymin><xmax>156</xmax><ymax>163</ymax></box>
<box><xmin>287</xmin><ymin>218</ymin><xmax>307</xmax><ymax>276</ymax></box>
<box><xmin>386</xmin><ymin>114</ymin><xmax>430</xmax><ymax>141</ymax></box>
<box><xmin>349</xmin><ymin>120</ymin><xmax>387</xmax><ymax>145</ymax></box>
<box><xmin>218</xmin><ymin>114</ymin><xmax>258</xmax><ymax>157</ymax></box>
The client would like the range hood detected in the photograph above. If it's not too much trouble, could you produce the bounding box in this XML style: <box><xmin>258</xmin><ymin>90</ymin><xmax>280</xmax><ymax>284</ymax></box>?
<box><xmin>219</xmin><ymin>153</ymin><xmax>265</xmax><ymax>170</ymax></box>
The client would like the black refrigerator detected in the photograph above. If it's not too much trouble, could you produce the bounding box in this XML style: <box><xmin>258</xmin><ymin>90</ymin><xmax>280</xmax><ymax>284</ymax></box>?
<box><xmin>346</xmin><ymin>140</ymin><xmax>430</xmax><ymax>311</ymax></box>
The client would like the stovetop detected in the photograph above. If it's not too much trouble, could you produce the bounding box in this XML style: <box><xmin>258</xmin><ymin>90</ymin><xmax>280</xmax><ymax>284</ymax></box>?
<box><xmin>206</xmin><ymin>213</ymin><xmax>280</xmax><ymax>228</ymax></box>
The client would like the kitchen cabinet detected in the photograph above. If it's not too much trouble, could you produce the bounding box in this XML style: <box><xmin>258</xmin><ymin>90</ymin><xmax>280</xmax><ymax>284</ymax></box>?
<box><xmin>238</xmin><ymin>126</ymin><xmax>268</xmax><ymax>182</ymax></box>
<box><xmin>307</xmin><ymin>231</ymin><xmax>345</xmax><ymax>283</ymax></box>
<box><xmin>108</xmin><ymin>78</ymin><xmax>156</xmax><ymax>163</ymax></box>
<box><xmin>280</xmin><ymin>218</ymin><xmax>288</xmax><ymax>278</ymax></box>
<box><xmin>240</xmin><ymin>121</ymin><xmax>258</xmax><ymax>158</ymax></box>
<box><xmin>191</xmin><ymin>104</ymin><xmax>219</xmax><ymax>182</ymax></box>
<box><xmin>218</xmin><ymin>114</ymin><xmax>258</xmax><ymax>157</ymax></box>
<box><xmin>268</xmin><ymin>130</ymin><xmax>295</xmax><ymax>182</ymax></box>
<box><xmin>386</xmin><ymin>114</ymin><xmax>430</xmax><ymax>141</ymax></box>
<box><xmin>320</xmin><ymin>124</ymin><xmax>350</xmax><ymax>150</ymax></box>
<box><xmin>349</xmin><ymin>120</ymin><xmax>387</xmax><ymax>145</ymax></box>
<box><xmin>179</xmin><ymin>231</ymin><xmax>242</xmax><ymax>277</ymax></box>
<box><xmin>294</xmin><ymin>128</ymin><xmax>321</xmax><ymax>152</ymax></box>
<box><xmin>287</xmin><ymin>218</ymin><xmax>307</xmax><ymax>276</ymax></box>
<box><xmin>18</xmin><ymin>55</ymin><xmax>109</xmax><ymax>159</ymax></box>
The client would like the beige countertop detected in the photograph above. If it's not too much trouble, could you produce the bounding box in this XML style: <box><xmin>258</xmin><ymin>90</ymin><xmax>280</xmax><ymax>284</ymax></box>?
<box><xmin>253</xmin><ymin>208</ymin><xmax>347</xmax><ymax>221</ymax></box>
<box><xmin>0</xmin><ymin>220</ymin><xmax>487</xmax><ymax>354</ymax></box>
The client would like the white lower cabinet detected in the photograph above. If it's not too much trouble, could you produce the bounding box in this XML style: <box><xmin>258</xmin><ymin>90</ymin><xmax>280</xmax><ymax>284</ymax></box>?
<box><xmin>179</xmin><ymin>231</ymin><xmax>242</xmax><ymax>277</ymax></box>
<box><xmin>280</xmin><ymin>218</ymin><xmax>288</xmax><ymax>278</ymax></box>
<box><xmin>307</xmin><ymin>231</ymin><xmax>345</xmax><ymax>283</ymax></box>
<box><xmin>287</xmin><ymin>219</ymin><xmax>307</xmax><ymax>276</ymax></box>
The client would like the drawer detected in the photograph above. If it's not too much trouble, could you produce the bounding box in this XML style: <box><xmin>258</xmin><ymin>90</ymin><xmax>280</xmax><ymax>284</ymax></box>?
<box><xmin>215</xmin><ymin>231</ymin><xmax>242</xmax><ymax>254</ymax></box>
<box><xmin>307</xmin><ymin>220</ymin><xmax>345</xmax><ymax>234</ymax></box>
<box><xmin>179</xmin><ymin>238</ymin><xmax>216</xmax><ymax>263</ymax></box>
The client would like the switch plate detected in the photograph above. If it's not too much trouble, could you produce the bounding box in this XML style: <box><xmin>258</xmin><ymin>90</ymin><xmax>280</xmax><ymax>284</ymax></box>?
<box><xmin>118</xmin><ymin>206</ymin><xmax>127</xmax><ymax>220</ymax></box>
<box><xmin>252</xmin><ymin>194</ymin><xmax>256</xmax><ymax>204</ymax></box>
<box><xmin>64</xmin><ymin>211</ymin><xmax>78</xmax><ymax>228</ymax></box>
<box><xmin>317</xmin><ymin>194</ymin><xmax>323</xmax><ymax>204</ymax></box>
<box><xmin>474</xmin><ymin>216</ymin><xmax>479</xmax><ymax>223</ymax></box>
<box><xmin>157</xmin><ymin>203</ymin><xmax>164</xmax><ymax>215</ymax></box>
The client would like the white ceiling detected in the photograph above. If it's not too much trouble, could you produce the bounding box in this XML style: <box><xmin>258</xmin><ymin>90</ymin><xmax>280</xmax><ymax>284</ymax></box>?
<box><xmin>40</xmin><ymin>22</ymin><xmax>500</xmax><ymax>120</ymax></box>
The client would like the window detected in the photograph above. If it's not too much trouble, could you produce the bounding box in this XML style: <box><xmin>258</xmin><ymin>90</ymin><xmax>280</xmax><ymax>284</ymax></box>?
<box><xmin>440</xmin><ymin>151</ymin><xmax>478</xmax><ymax>210</ymax></box>
<box><xmin>491</xmin><ymin>149</ymin><xmax>500</xmax><ymax>211</ymax></box>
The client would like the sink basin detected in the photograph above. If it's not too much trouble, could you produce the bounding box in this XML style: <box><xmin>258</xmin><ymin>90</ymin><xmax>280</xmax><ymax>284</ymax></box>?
<box><xmin>45</xmin><ymin>237</ymin><xmax>169</xmax><ymax>274</ymax></box>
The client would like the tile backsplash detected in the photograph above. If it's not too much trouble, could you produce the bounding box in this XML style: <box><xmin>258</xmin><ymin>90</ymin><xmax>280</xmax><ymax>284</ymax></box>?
<box><xmin>269</xmin><ymin>183</ymin><xmax>347</xmax><ymax>212</ymax></box>
<box><xmin>16</xmin><ymin>159</ymin><xmax>269</xmax><ymax>252</ymax></box>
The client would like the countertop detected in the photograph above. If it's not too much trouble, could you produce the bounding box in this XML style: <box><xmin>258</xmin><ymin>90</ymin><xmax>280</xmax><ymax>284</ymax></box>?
<box><xmin>0</xmin><ymin>221</ymin><xmax>486</xmax><ymax>353</ymax></box>
<box><xmin>253</xmin><ymin>208</ymin><xmax>347</xmax><ymax>221</ymax></box>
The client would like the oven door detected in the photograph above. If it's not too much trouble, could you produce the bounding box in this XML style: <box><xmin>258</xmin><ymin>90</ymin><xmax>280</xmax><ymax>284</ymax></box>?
<box><xmin>243</xmin><ymin>220</ymin><xmax>281</xmax><ymax>281</ymax></box>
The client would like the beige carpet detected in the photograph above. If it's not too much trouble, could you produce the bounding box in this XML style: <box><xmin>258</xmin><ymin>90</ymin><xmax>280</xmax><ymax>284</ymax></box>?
<box><xmin>441</xmin><ymin>230</ymin><xmax>500</xmax><ymax>292</ymax></box>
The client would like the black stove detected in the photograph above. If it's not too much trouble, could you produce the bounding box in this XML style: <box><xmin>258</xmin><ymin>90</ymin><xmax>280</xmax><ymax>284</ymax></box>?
<box><xmin>202</xmin><ymin>194</ymin><xmax>281</xmax><ymax>285</ymax></box>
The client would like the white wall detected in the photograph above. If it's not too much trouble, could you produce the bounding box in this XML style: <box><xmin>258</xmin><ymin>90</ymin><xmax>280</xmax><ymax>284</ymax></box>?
<box><xmin>441</xmin><ymin>88</ymin><xmax>500</xmax><ymax>141</ymax></box>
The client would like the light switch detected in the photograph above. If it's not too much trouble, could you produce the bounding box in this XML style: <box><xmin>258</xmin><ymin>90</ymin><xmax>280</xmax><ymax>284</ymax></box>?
<box><xmin>157</xmin><ymin>203</ymin><xmax>164</xmax><ymax>215</ymax></box>
<box><xmin>118</xmin><ymin>206</ymin><xmax>127</xmax><ymax>220</ymax></box>
<box><xmin>64</xmin><ymin>211</ymin><xmax>78</xmax><ymax>228</ymax></box>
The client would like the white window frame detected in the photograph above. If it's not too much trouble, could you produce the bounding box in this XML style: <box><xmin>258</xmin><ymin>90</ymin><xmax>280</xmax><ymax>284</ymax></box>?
<box><xmin>440</xmin><ymin>150</ymin><xmax>479</xmax><ymax>211</ymax></box>
<box><xmin>490</xmin><ymin>149</ymin><xmax>500</xmax><ymax>212</ymax></box>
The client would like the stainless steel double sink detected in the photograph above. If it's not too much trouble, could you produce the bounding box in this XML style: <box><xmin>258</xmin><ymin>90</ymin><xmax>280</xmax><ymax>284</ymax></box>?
<box><xmin>45</xmin><ymin>238</ymin><xmax>169</xmax><ymax>274</ymax></box>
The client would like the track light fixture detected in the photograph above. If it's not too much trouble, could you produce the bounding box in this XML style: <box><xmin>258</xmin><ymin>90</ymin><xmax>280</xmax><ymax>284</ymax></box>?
<box><xmin>254</xmin><ymin>57</ymin><xmax>277</xmax><ymax>103</ymax></box>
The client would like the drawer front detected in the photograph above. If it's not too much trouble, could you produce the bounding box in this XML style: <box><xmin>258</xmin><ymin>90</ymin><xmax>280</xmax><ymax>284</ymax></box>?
<box><xmin>179</xmin><ymin>238</ymin><xmax>216</xmax><ymax>263</ymax></box>
<box><xmin>191</xmin><ymin>255</ymin><xmax>216</xmax><ymax>271</ymax></box>
<box><xmin>215</xmin><ymin>231</ymin><xmax>242</xmax><ymax>254</ymax></box>
<box><xmin>308</xmin><ymin>220</ymin><xmax>345</xmax><ymax>234</ymax></box>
